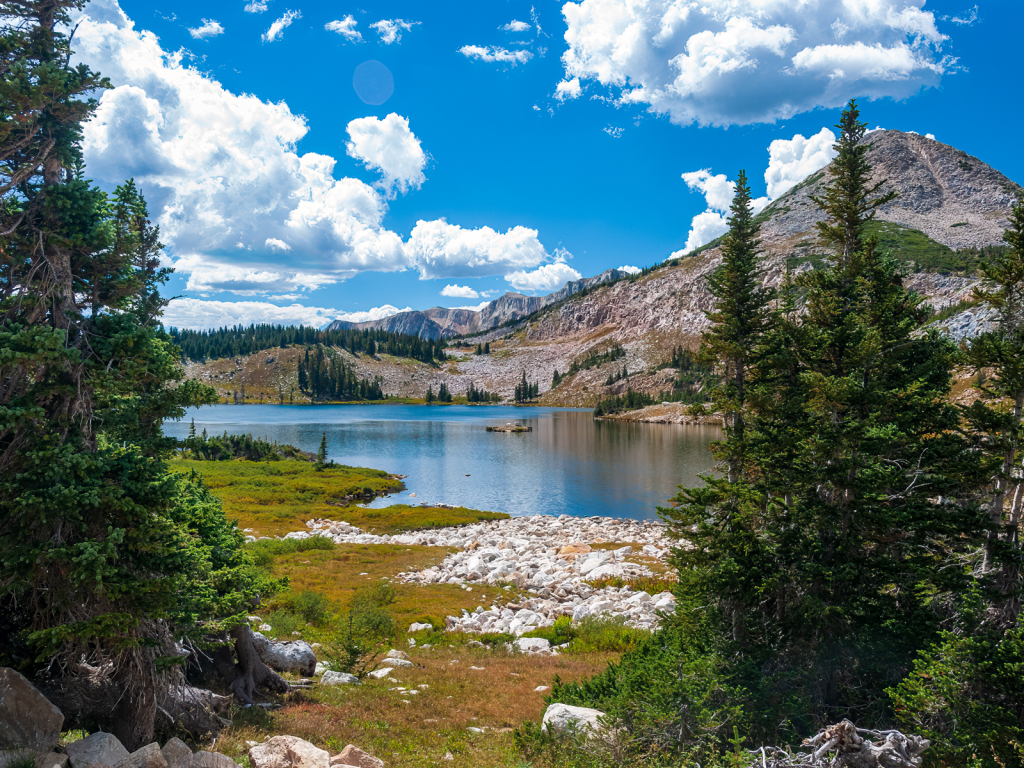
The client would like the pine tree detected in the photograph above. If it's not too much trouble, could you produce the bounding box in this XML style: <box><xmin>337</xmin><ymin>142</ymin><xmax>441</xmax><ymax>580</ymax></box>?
<box><xmin>965</xmin><ymin>193</ymin><xmax>1024</xmax><ymax>582</ymax></box>
<box><xmin>316</xmin><ymin>432</ymin><xmax>328</xmax><ymax>470</ymax></box>
<box><xmin>696</xmin><ymin>170</ymin><xmax>773</xmax><ymax>482</ymax></box>
<box><xmin>426</xmin><ymin>385</ymin><xmax>435</xmax><ymax>404</ymax></box>
<box><xmin>484</xmin><ymin>341</ymin><xmax>490</xmax><ymax>354</ymax></box>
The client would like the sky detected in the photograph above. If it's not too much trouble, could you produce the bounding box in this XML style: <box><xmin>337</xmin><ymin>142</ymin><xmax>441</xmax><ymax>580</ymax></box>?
<box><xmin>67</xmin><ymin>0</ymin><xmax>1022</xmax><ymax>330</ymax></box>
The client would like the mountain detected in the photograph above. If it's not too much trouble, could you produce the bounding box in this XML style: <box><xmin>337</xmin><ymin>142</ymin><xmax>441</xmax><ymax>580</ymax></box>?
<box><xmin>323</xmin><ymin>268</ymin><xmax>632</xmax><ymax>340</ymax></box>
<box><xmin>192</xmin><ymin>131</ymin><xmax>1019</xmax><ymax>408</ymax></box>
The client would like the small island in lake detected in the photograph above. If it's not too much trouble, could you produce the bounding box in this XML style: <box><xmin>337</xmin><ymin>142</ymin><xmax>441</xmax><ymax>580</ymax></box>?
<box><xmin>486</xmin><ymin>422</ymin><xmax>532</xmax><ymax>432</ymax></box>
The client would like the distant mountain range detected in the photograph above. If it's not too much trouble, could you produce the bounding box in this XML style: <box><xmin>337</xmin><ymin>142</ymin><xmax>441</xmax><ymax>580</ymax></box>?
<box><xmin>192</xmin><ymin>130</ymin><xmax>1020</xmax><ymax>407</ymax></box>
<box><xmin>324</xmin><ymin>268</ymin><xmax>634</xmax><ymax>340</ymax></box>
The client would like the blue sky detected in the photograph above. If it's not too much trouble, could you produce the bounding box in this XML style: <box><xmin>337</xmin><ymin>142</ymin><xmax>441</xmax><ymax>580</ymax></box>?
<box><xmin>70</xmin><ymin>0</ymin><xmax>1022</xmax><ymax>329</ymax></box>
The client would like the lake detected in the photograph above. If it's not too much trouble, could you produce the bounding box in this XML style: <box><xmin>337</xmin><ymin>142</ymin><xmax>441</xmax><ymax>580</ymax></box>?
<box><xmin>166</xmin><ymin>405</ymin><xmax>719</xmax><ymax>521</ymax></box>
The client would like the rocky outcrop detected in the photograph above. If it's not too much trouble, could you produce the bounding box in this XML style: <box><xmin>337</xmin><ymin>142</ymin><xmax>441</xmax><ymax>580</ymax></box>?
<box><xmin>0</xmin><ymin>668</ymin><xmax>64</xmax><ymax>754</ymax></box>
<box><xmin>248</xmin><ymin>737</ymin><xmax>328</xmax><ymax>768</ymax></box>
<box><xmin>291</xmin><ymin>514</ymin><xmax>676</xmax><ymax>636</ymax></box>
<box><xmin>251</xmin><ymin>633</ymin><xmax>317</xmax><ymax>676</ymax></box>
<box><xmin>330</xmin><ymin>746</ymin><xmax>383</xmax><ymax>768</ymax></box>
<box><xmin>66</xmin><ymin>734</ymin><xmax>129</xmax><ymax>768</ymax></box>
<box><xmin>542</xmin><ymin>703</ymin><xmax>607</xmax><ymax>737</ymax></box>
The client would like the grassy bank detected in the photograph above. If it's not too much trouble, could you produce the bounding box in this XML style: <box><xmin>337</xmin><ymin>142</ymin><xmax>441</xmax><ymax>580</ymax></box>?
<box><xmin>170</xmin><ymin>458</ymin><xmax>508</xmax><ymax>537</ymax></box>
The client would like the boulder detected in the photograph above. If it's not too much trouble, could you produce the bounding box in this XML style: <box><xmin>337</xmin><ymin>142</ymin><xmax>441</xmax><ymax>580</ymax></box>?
<box><xmin>251</xmin><ymin>633</ymin><xmax>317</xmax><ymax>676</ymax></box>
<box><xmin>384</xmin><ymin>650</ymin><xmax>408</xmax><ymax>660</ymax></box>
<box><xmin>331</xmin><ymin>746</ymin><xmax>383</xmax><ymax>768</ymax></box>
<box><xmin>114</xmin><ymin>744</ymin><xmax>167</xmax><ymax>768</ymax></box>
<box><xmin>190</xmin><ymin>753</ymin><xmax>241</xmax><ymax>768</ymax></box>
<box><xmin>386</xmin><ymin>659</ymin><xmax>413</xmax><ymax>668</ymax></box>
<box><xmin>320</xmin><ymin>671</ymin><xmax>360</xmax><ymax>686</ymax></box>
<box><xmin>542</xmin><ymin>703</ymin><xmax>606</xmax><ymax>737</ymax></box>
<box><xmin>407</xmin><ymin>622</ymin><xmax>431</xmax><ymax>633</ymax></box>
<box><xmin>0</xmin><ymin>668</ymin><xmax>64</xmax><ymax>754</ymax></box>
<box><xmin>366</xmin><ymin>668</ymin><xmax>392</xmax><ymax>679</ymax></box>
<box><xmin>35</xmin><ymin>754</ymin><xmax>69</xmax><ymax>768</ymax></box>
<box><xmin>248</xmin><ymin>737</ymin><xmax>328</xmax><ymax>768</ymax></box>
<box><xmin>66</xmin><ymin>734</ymin><xmax>129</xmax><ymax>768</ymax></box>
<box><xmin>160</xmin><ymin>739</ymin><xmax>192</xmax><ymax>768</ymax></box>
<box><xmin>515</xmin><ymin>637</ymin><xmax>550</xmax><ymax>653</ymax></box>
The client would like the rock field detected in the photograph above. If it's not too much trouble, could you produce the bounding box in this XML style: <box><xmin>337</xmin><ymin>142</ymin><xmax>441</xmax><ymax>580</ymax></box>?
<box><xmin>282</xmin><ymin>514</ymin><xmax>678</xmax><ymax>639</ymax></box>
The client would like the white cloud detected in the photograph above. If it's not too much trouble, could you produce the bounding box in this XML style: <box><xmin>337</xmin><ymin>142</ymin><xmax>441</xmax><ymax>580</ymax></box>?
<box><xmin>455</xmin><ymin>300</ymin><xmax>492</xmax><ymax>311</ymax></box>
<box><xmin>407</xmin><ymin>220</ymin><xmax>551</xmax><ymax>280</ymax></box>
<box><xmin>71</xmin><ymin>0</ymin><xmax>567</xmax><ymax>295</ymax></box>
<box><xmin>370</xmin><ymin>19</ymin><xmax>419</xmax><ymax>44</ymax></box>
<box><xmin>925</xmin><ymin>133</ymin><xmax>936</xmax><ymax>140</ymax></box>
<box><xmin>678</xmin><ymin>168</ymin><xmax>770</xmax><ymax>254</ymax></box>
<box><xmin>506</xmin><ymin>263</ymin><xmax>583</xmax><ymax>293</ymax></box>
<box><xmin>555</xmin><ymin>77</ymin><xmax>581</xmax><ymax>101</ymax></box>
<box><xmin>335</xmin><ymin>304</ymin><xmax>412</xmax><ymax>323</ymax></box>
<box><xmin>73</xmin><ymin>1</ymin><xmax>409</xmax><ymax>295</ymax></box>
<box><xmin>188</xmin><ymin>19</ymin><xmax>223</xmax><ymax>39</ymax></box>
<box><xmin>163</xmin><ymin>298</ymin><xmax>340</xmax><ymax>329</ymax></box>
<box><xmin>617</xmin><ymin>265</ymin><xmax>641</xmax><ymax>274</ymax></box>
<box><xmin>325</xmin><ymin>16</ymin><xmax>361</xmax><ymax>42</ymax></box>
<box><xmin>603</xmin><ymin>126</ymin><xmax>624</xmax><ymax>138</ymax></box>
<box><xmin>764</xmin><ymin>127</ymin><xmax>837</xmax><ymax>199</ymax></box>
<box><xmin>262</xmin><ymin>9</ymin><xmax>300</xmax><ymax>43</ymax></box>
<box><xmin>345</xmin><ymin>113</ymin><xmax>427</xmax><ymax>198</ymax></box>
<box><xmin>441</xmin><ymin>284</ymin><xmax>480</xmax><ymax>299</ymax></box>
<box><xmin>560</xmin><ymin>0</ymin><xmax>952</xmax><ymax>126</ymax></box>
<box><xmin>244</xmin><ymin>1</ymin><xmax>268</xmax><ymax>13</ymax></box>
<box><xmin>459</xmin><ymin>45</ymin><xmax>532</xmax><ymax>65</ymax></box>
<box><xmin>502</xmin><ymin>20</ymin><xmax>531</xmax><ymax>32</ymax></box>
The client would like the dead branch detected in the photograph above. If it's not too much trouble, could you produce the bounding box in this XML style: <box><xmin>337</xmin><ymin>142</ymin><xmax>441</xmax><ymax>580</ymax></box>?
<box><xmin>747</xmin><ymin>720</ymin><xmax>930</xmax><ymax>768</ymax></box>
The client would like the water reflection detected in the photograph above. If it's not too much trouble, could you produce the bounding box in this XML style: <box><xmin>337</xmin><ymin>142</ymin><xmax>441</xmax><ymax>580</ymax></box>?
<box><xmin>166</xmin><ymin>405</ymin><xmax>719</xmax><ymax>521</ymax></box>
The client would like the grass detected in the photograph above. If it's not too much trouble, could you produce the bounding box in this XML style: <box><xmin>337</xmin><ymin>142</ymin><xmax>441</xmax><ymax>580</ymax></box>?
<box><xmin>214</xmin><ymin>645</ymin><xmax>619</xmax><ymax>768</ymax></box>
<box><xmin>171</xmin><ymin>459</ymin><xmax>506</xmax><ymax>537</ymax></box>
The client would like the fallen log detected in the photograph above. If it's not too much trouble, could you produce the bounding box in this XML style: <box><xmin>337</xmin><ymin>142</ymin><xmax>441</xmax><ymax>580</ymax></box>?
<box><xmin>748</xmin><ymin>720</ymin><xmax>930</xmax><ymax>768</ymax></box>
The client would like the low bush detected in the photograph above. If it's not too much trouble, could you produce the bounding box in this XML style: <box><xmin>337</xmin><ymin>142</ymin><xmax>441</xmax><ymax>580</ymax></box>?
<box><xmin>248</xmin><ymin>535</ymin><xmax>335</xmax><ymax>569</ymax></box>
<box><xmin>278</xmin><ymin>589</ymin><xmax>332</xmax><ymax>625</ymax></box>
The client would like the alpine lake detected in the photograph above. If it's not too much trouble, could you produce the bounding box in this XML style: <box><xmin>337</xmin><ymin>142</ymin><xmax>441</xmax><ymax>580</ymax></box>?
<box><xmin>167</xmin><ymin>404</ymin><xmax>719</xmax><ymax>521</ymax></box>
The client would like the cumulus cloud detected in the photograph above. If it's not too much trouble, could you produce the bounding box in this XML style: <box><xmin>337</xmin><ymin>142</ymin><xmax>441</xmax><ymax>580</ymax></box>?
<box><xmin>335</xmin><ymin>304</ymin><xmax>412</xmax><ymax>323</ymax></box>
<box><xmin>560</xmin><ymin>0</ymin><xmax>953</xmax><ymax>126</ymax></box>
<box><xmin>407</xmin><ymin>220</ymin><xmax>551</xmax><ymax>280</ymax></box>
<box><xmin>73</xmin><ymin>0</ymin><xmax>408</xmax><ymax>295</ymax></box>
<box><xmin>262</xmin><ymin>9</ymin><xmax>299</xmax><ymax>43</ymax></box>
<box><xmin>459</xmin><ymin>45</ymin><xmax>532</xmax><ymax>65</ymax></box>
<box><xmin>617</xmin><ymin>265</ymin><xmax>641</xmax><ymax>274</ymax></box>
<box><xmin>502</xmin><ymin>20</ymin><xmax>531</xmax><ymax>32</ymax></box>
<box><xmin>506</xmin><ymin>263</ymin><xmax>583</xmax><ymax>293</ymax></box>
<box><xmin>345</xmin><ymin>114</ymin><xmax>427</xmax><ymax>198</ymax></box>
<box><xmin>678</xmin><ymin>169</ymin><xmax>770</xmax><ymax>254</ymax></box>
<box><xmin>455</xmin><ymin>300</ymin><xmax>492</xmax><ymax>311</ymax></box>
<box><xmin>441</xmin><ymin>284</ymin><xmax>480</xmax><ymax>299</ymax></box>
<box><xmin>370</xmin><ymin>19</ymin><xmax>419</xmax><ymax>44</ymax></box>
<box><xmin>325</xmin><ymin>16</ymin><xmax>361</xmax><ymax>42</ymax></box>
<box><xmin>765</xmin><ymin>128</ymin><xmax>838</xmax><ymax>199</ymax></box>
<box><xmin>244</xmin><ymin>1</ymin><xmax>268</xmax><ymax>13</ymax></box>
<box><xmin>163</xmin><ymin>298</ymin><xmax>340</xmax><ymax>330</ymax></box>
<box><xmin>678</xmin><ymin>126</ymin><xmax>843</xmax><ymax>254</ymax></box>
<box><xmin>555</xmin><ymin>77</ymin><xmax>581</xmax><ymax>101</ymax></box>
<box><xmin>188</xmin><ymin>19</ymin><xmax>223</xmax><ymax>39</ymax></box>
<box><xmin>179</xmin><ymin>261</ymin><xmax>341</xmax><ymax>295</ymax></box>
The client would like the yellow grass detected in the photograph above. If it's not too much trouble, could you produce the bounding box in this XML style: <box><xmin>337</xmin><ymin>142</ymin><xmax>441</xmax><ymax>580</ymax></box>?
<box><xmin>216</xmin><ymin>646</ymin><xmax>618</xmax><ymax>768</ymax></box>
<box><xmin>171</xmin><ymin>459</ymin><xmax>507</xmax><ymax>537</ymax></box>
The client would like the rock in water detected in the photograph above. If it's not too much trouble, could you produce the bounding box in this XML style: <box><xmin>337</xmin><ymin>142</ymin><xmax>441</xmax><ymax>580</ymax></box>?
<box><xmin>66</xmin><ymin>734</ymin><xmax>130</xmax><ymax>768</ymax></box>
<box><xmin>541</xmin><ymin>703</ymin><xmax>606</xmax><ymax>737</ymax></box>
<box><xmin>248</xmin><ymin>736</ymin><xmax>329</xmax><ymax>768</ymax></box>
<box><xmin>331</xmin><ymin>746</ymin><xmax>383</xmax><ymax>768</ymax></box>
<box><xmin>251</xmin><ymin>633</ymin><xmax>317</xmax><ymax>676</ymax></box>
<box><xmin>115</xmin><ymin>744</ymin><xmax>168</xmax><ymax>768</ymax></box>
<box><xmin>160</xmin><ymin>739</ymin><xmax>193</xmax><ymax>768</ymax></box>
<box><xmin>0</xmin><ymin>667</ymin><xmax>64</xmax><ymax>754</ymax></box>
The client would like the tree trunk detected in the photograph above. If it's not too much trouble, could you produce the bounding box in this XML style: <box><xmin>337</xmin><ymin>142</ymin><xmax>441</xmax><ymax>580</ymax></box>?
<box><xmin>227</xmin><ymin>625</ymin><xmax>290</xmax><ymax>705</ymax></box>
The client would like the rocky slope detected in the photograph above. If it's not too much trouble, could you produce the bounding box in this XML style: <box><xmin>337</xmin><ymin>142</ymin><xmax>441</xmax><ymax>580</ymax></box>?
<box><xmin>187</xmin><ymin>131</ymin><xmax>1019</xmax><ymax>406</ymax></box>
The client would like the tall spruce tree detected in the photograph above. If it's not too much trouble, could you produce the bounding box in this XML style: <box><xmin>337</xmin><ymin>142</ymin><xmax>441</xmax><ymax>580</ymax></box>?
<box><xmin>662</xmin><ymin>171</ymin><xmax>774</xmax><ymax>645</ymax></box>
<box><xmin>0</xmin><ymin>1</ymin><xmax>276</xmax><ymax>745</ymax></box>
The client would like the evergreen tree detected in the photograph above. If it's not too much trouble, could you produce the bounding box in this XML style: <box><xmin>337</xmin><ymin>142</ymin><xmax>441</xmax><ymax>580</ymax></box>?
<box><xmin>0</xmin><ymin>4</ymin><xmax>270</xmax><ymax>744</ymax></box>
<box><xmin>426</xmin><ymin>385</ymin><xmax>435</xmax><ymax>404</ymax></box>
<box><xmin>696</xmin><ymin>170</ymin><xmax>773</xmax><ymax>482</ymax></box>
<box><xmin>484</xmin><ymin>341</ymin><xmax>490</xmax><ymax>354</ymax></box>
<box><xmin>315</xmin><ymin>432</ymin><xmax>328</xmax><ymax>470</ymax></box>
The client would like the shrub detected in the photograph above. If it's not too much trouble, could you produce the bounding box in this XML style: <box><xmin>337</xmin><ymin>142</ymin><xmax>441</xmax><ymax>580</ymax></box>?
<box><xmin>247</xmin><ymin>535</ymin><xmax>334</xmax><ymax>569</ymax></box>
<box><xmin>279</xmin><ymin>589</ymin><xmax>331</xmax><ymax>625</ymax></box>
